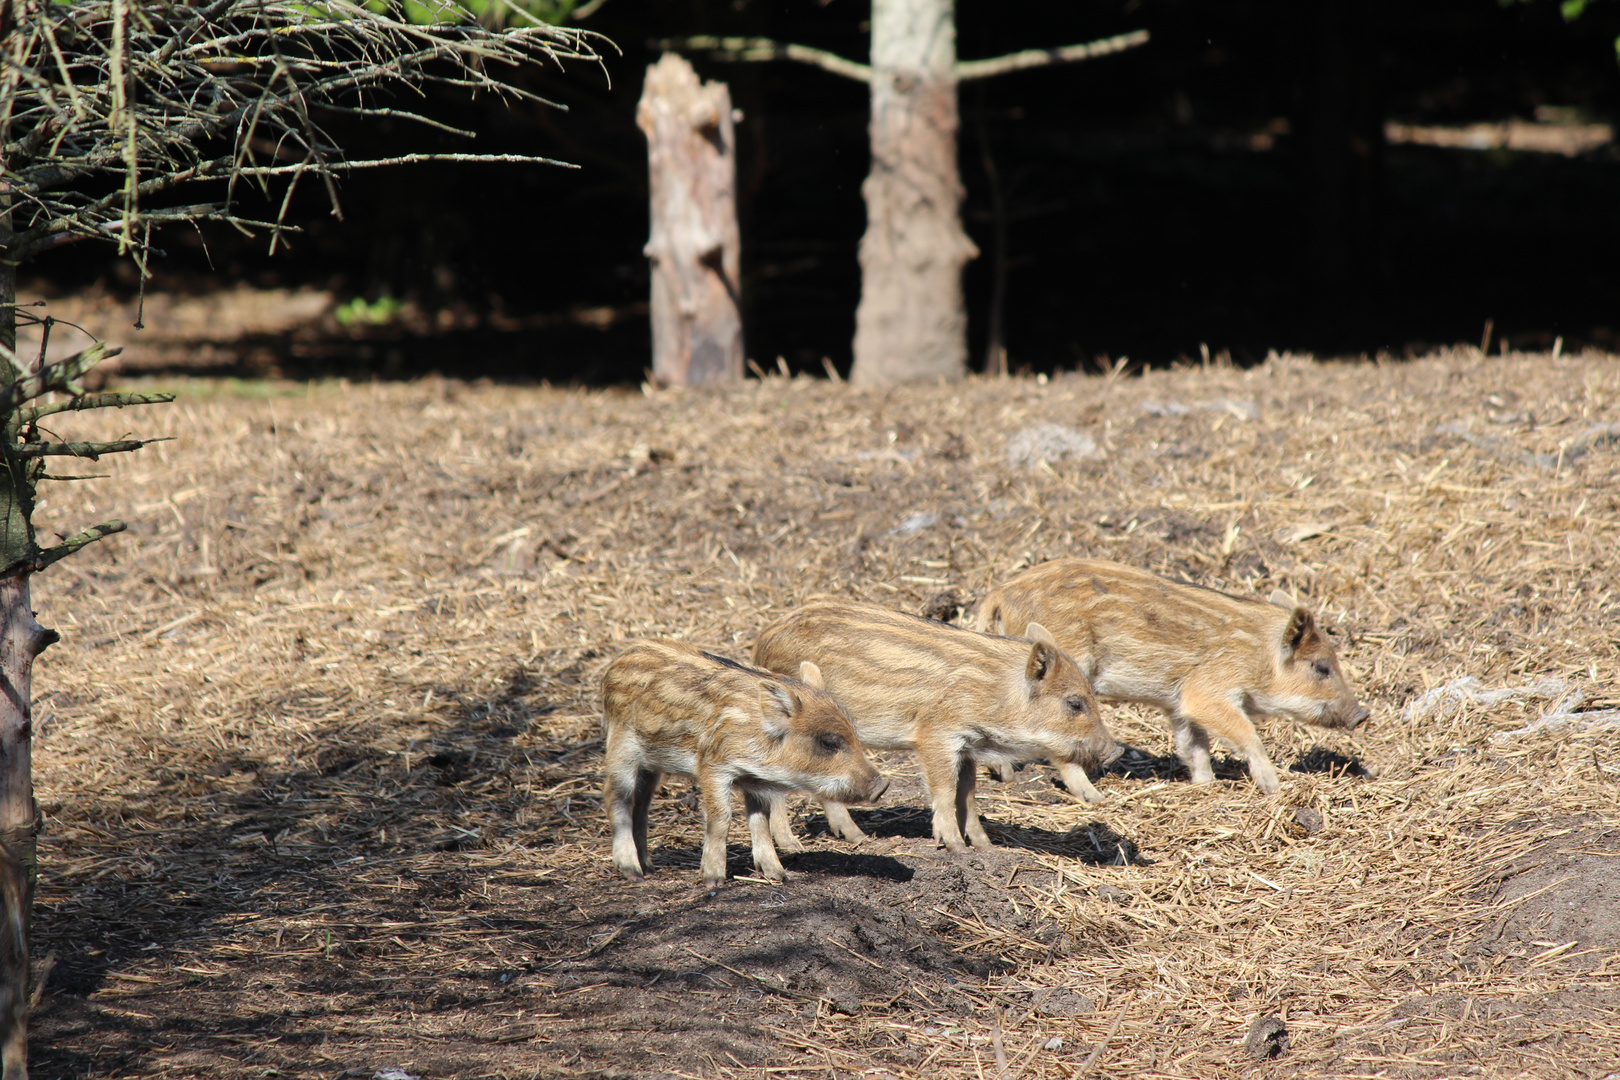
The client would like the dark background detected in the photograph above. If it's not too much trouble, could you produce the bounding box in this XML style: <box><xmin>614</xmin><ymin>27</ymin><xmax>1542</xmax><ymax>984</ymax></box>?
<box><xmin>26</xmin><ymin>0</ymin><xmax>1620</xmax><ymax>382</ymax></box>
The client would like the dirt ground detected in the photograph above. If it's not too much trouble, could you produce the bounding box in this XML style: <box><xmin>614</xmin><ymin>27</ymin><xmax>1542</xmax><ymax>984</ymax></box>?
<box><xmin>21</xmin><ymin>344</ymin><xmax>1620</xmax><ymax>1078</ymax></box>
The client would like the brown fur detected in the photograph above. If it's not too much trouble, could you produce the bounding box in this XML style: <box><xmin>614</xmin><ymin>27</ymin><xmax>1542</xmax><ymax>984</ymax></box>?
<box><xmin>975</xmin><ymin>559</ymin><xmax>1369</xmax><ymax>794</ymax></box>
<box><xmin>752</xmin><ymin>601</ymin><xmax>1117</xmax><ymax>852</ymax></box>
<box><xmin>601</xmin><ymin>641</ymin><xmax>886</xmax><ymax>886</ymax></box>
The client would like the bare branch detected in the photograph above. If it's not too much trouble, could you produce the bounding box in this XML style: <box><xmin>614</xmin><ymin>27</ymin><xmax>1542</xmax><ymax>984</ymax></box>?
<box><xmin>955</xmin><ymin>30</ymin><xmax>1150</xmax><ymax>82</ymax></box>
<box><xmin>0</xmin><ymin>343</ymin><xmax>122</xmax><ymax>411</ymax></box>
<box><xmin>35</xmin><ymin>520</ymin><xmax>125</xmax><ymax>571</ymax></box>
<box><xmin>20</xmin><ymin>391</ymin><xmax>176</xmax><ymax>423</ymax></box>
<box><xmin>12</xmin><ymin>437</ymin><xmax>168</xmax><ymax>459</ymax></box>
<box><xmin>656</xmin><ymin>36</ymin><xmax>871</xmax><ymax>83</ymax></box>
<box><xmin>0</xmin><ymin>0</ymin><xmax>606</xmax><ymax>264</ymax></box>
<box><xmin>234</xmin><ymin>151</ymin><xmax>581</xmax><ymax>176</ymax></box>
<box><xmin>659</xmin><ymin>29</ymin><xmax>1148</xmax><ymax>85</ymax></box>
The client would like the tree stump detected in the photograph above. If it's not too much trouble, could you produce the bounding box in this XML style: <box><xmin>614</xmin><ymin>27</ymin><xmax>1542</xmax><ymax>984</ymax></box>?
<box><xmin>637</xmin><ymin>53</ymin><xmax>744</xmax><ymax>387</ymax></box>
<box><xmin>849</xmin><ymin>0</ymin><xmax>978</xmax><ymax>387</ymax></box>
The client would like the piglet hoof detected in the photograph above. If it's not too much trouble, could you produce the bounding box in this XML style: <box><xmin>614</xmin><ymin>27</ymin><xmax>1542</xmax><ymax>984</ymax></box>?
<box><xmin>616</xmin><ymin>863</ymin><xmax>646</xmax><ymax>882</ymax></box>
<box><xmin>702</xmin><ymin>875</ymin><xmax>726</xmax><ymax>890</ymax></box>
<box><xmin>1250</xmin><ymin>764</ymin><xmax>1282</xmax><ymax>795</ymax></box>
<box><xmin>1065</xmin><ymin>779</ymin><xmax>1108</xmax><ymax>803</ymax></box>
<box><xmin>776</xmin><ymin>836</ymin><xmax>806</xmax><ymax>855</ymax></box>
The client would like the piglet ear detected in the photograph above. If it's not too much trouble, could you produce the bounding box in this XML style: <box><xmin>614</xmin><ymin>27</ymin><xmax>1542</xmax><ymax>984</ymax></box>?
<box><xmin>1268</xmin><ymin>589</ymin><xmax>1296</xmax><ymax>610</ymax></box>
<box><xmin>1281</xmin><ymin>607</ymin><xmax>1317</xmax><ymax>657</ymax></box>
<box><xmin>798</xmin><ymin>661</ymin><xmax>825</xmax><ymax>690</ymax></box>
<box><xmin>1023</xmin><ymin>621</ymin><xmax>1058</xmax><ymax>649</ymax></box>
<box><xmin>760</xmin><ymin>683</ymin><xmax>795</xmax><ymax>738</ymax></box>
<box><xmin>1025</xmin><ymin>638</ymin><xmax>1059</xmax><ymax>687</ymax></box>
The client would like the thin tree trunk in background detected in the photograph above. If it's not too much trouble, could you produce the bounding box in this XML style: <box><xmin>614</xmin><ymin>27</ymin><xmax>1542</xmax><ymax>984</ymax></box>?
<box><xmin>849</xmin><ymin>0</ymin><xmax>978</xmax><ymax>387</ymax></box>
<box><xmin>638</xmin><ymin>53</ymin><xmax>744</xmax><ymax>387</ymax></box>
<box><xmin>0</xmin><ymin>240</ymin><xmax>40</xmax><ymax>1077</ymax></box>
<box><xmin>0</xmin><ymin>570</ymin><xmax>43</xmax><ymax>1080</ymax></box>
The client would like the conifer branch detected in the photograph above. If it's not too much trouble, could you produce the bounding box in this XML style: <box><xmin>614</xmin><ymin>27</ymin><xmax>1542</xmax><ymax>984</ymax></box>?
<box><xmin>35</xmin><ymin>520</ymin><xmax>126</xmax><ymax>571</ymax></box>
<box><xmin>0</xmin><ymin>344</ymin><xmax>123</xmax><ymax>410</ymax></box>
<box><xmin>13</xmin><ymin>437</ymin><xmax>166</xmax><ymax>459</ymax></box>
<box><xmin>21</xmin><ymin>391</ymin><xmax>175</xmax><ymax>423</ymax></box>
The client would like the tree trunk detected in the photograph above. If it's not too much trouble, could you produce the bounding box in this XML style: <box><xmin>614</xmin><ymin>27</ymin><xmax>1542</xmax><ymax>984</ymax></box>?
<box><xmin>0</xmin><ymin>245</ymin><xmax>38</xmax><ymax>1078</ymax></box>
<box><xmin>0</xmin><ymin>186</ymin><xmax>52</xmax><ymax>1069</ymax></box>
<box><xmin>0</xmin><ymin>570</ymin><xmax>42</xmax><ymax>1080</ymax></box>
<box><xmin>637</xmin><ymin>53</ymin><xmax>744</xmax><ymax>387</ymax></box>
<box><xmin>849</xmin><ymin>0</ymin><xmax>978</xmax><ymax>387</ymax></box>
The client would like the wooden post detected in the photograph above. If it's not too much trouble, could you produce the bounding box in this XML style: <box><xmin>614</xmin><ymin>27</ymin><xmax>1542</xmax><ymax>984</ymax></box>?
<box><xmin>637</xmin><ymin>53</ymin><xmax>744</xmax><ymax>387</ymax></box>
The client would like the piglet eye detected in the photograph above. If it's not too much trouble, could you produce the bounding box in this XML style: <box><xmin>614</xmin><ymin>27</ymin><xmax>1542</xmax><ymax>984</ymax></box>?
<box><xmin>1312</xmin><ymin>660</ymin><xmax>1332</xmax><ymax>678</ymax></box>
<box><xmin>1064</xmin><ymin>695</ymin><xmax>1089</xmax><ymax>714</ymax></box>
<box><xmin>816</xmin><ymin>733</ymin><xmax>845</xmax><ymax>754</ymax></box>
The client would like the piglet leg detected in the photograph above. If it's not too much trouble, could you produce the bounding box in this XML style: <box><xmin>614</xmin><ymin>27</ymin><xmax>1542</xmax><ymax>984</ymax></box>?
<box><xmin>1056</xmin><ymin>761</ymin><xmax>1108</xmax><ymax>803</ymax></box>
<box><xmin>922</xmin><ymin>753</ymin><xmax>969</xmax><ymax>852</ymax></box>
<box><xmin>957</xmin><ymin>757</ymin><xmax>992</xmax><ymax>849</ymax></box>
<box><xmin>767</xmin><ymin>795</ymin><xmax>806</xmax><ymax>853</ymax></box>
<box><xmin>745</xmin><ymin>789</ymin><xmax>788</xmax><ymax>883</ymax></box>
<box><xmin>698</xmin><ymin>771</ymin><xmax>735</xmax><ymax>886</ymax></box>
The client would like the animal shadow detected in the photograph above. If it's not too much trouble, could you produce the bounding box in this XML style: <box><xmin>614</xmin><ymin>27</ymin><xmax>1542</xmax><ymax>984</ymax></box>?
<box><xmin>656</xmin><ymin>844</ymin><xmax>916</xmax><ymax>883</ymax></box>
<box><xmin>987</xmin><ymin>820</ymin><xmax>1149</xmax><ymax>866</ymax></box>
<box><xmin>1290</xmin><ymin>748</ymin><xmax>1370</xmax><ymax>778</ymax></box>
<box><xmin>781</xmin><ymin>850</ymin><xmax>916</xmax><ymax>882</ymax></box>
<box><xmin>810</xmin><ymin>805</ymin><xmax>934</xmax><ymax>841</ymax></box>
<box><xmin>1096</xmin><ymin>745</ymin><xmax>1186</xmax><ymax>782</ymax></box>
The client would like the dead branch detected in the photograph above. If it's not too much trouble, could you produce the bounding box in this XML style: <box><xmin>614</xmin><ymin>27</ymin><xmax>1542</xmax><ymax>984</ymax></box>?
<box><xmin>0</xmin><ymin>0</ymin><xmax>607</xmax><ymax>264</ymax></box>
<box><xmin>955</xmin><ymin>30</ymin><xmax>1150</xmax><ymax>81</ymax></box>
<box><xmin>21</xmin><ymin>391</ymin><xmax>176</xmax><ymax>423</ymax></box>
<box><xmin>657</xmin><ymin>28</ymin><xmax>1149</xmax><ymax>85</ymax></box>
<box><xmin>656</xmin><ymin>36</ymin><xmax>872</xmax><ymax>82</ymax></box>
<box><xmin>12</xmin><ymin>437</ymin><xmax>165</xmax><ymax>459</ymax></box>
<box><xmin>34</xmin><ymin>520</ymin><xmax>125</xmax><ymax>571</ymax></box>
<box><xmin>0</xmin><ymin>343</ymin><xmax>122</xmax><ymax>406</ymax></box>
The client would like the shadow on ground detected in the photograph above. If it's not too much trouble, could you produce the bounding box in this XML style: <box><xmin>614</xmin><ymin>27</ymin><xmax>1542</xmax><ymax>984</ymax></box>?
<box><xmin>34</xmin><ymin>670</ymin><xmax>1131</xmax><ymax>1077</ymax></box>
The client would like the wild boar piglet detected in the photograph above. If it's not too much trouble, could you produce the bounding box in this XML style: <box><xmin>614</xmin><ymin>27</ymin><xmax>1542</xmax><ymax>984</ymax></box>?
<box><xmin>601</xmin><ymin>641</ymin><xmax>887</xmax><ymax>887</ymax></box>
<box><xmin>976</xmin><ymin>558</ymin><xmax>1369</xmax><ymax>794</ymax></box>
<box><xmin>753</xmin><ymin>601</ymin><xmax>1118</xmax><ymax>852</ymax></box>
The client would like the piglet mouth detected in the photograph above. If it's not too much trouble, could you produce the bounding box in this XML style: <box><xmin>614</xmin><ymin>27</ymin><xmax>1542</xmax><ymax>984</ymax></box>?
<box><xmin>1347</xmin><ymin>705</ymin><xmax>1371</xmax><ymax>730</ymax></box>
<box><xmin>1076</xmin><ymin>738</ymin><xmax>1123</xmax><ymax>770</ymax></box>
<box><xmin>859</xmin><ymin>776</ymin><xmax>890</xmax><ymax>804</ymax></box>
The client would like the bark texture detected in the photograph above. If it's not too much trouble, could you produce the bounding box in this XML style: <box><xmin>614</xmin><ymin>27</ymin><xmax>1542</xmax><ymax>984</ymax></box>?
<box><xmin>0</xmin><ymin>204</ymin><xmax>27</xmax><ymax>1079</ymax></box>
<box><xmin>0</xmin><ymin>571</ymin><xmax>42</xmax><ymax>1080</ymax></box>
<box><xmin>849</xmin><ymin>0</ymin><xmax>978</xmax><ymax>387</ymax></box>
<box><xmin>637</xmin><ymin>53</ymin><xmax>744</xmax><ymax>387</ymax></box>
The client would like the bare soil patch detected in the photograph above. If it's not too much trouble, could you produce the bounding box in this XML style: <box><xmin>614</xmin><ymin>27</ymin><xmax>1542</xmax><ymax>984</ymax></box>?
<box><xmin>24</xmin><ymin>349</ymin><xmax>1620</xmax><ymax>1078</ymax></box>
<box><xmin>1488</xmin><ymin>821</ymin><xmax>1620</xmax><ymax>965</ymax></box>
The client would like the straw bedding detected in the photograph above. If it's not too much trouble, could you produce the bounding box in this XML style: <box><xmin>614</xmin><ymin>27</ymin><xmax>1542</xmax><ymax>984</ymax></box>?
<box><xmin>27</xmin><ymin>349</ymin><xmax>1620</xmax><ymax>1078</ymax></box>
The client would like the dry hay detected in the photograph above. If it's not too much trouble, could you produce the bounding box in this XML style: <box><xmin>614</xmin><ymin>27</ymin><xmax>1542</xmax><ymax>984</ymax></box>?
<box><xmin>26</xmin><ymin>348</ymin><xmax>1620</xmax><ymax>1079</ymax></box>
